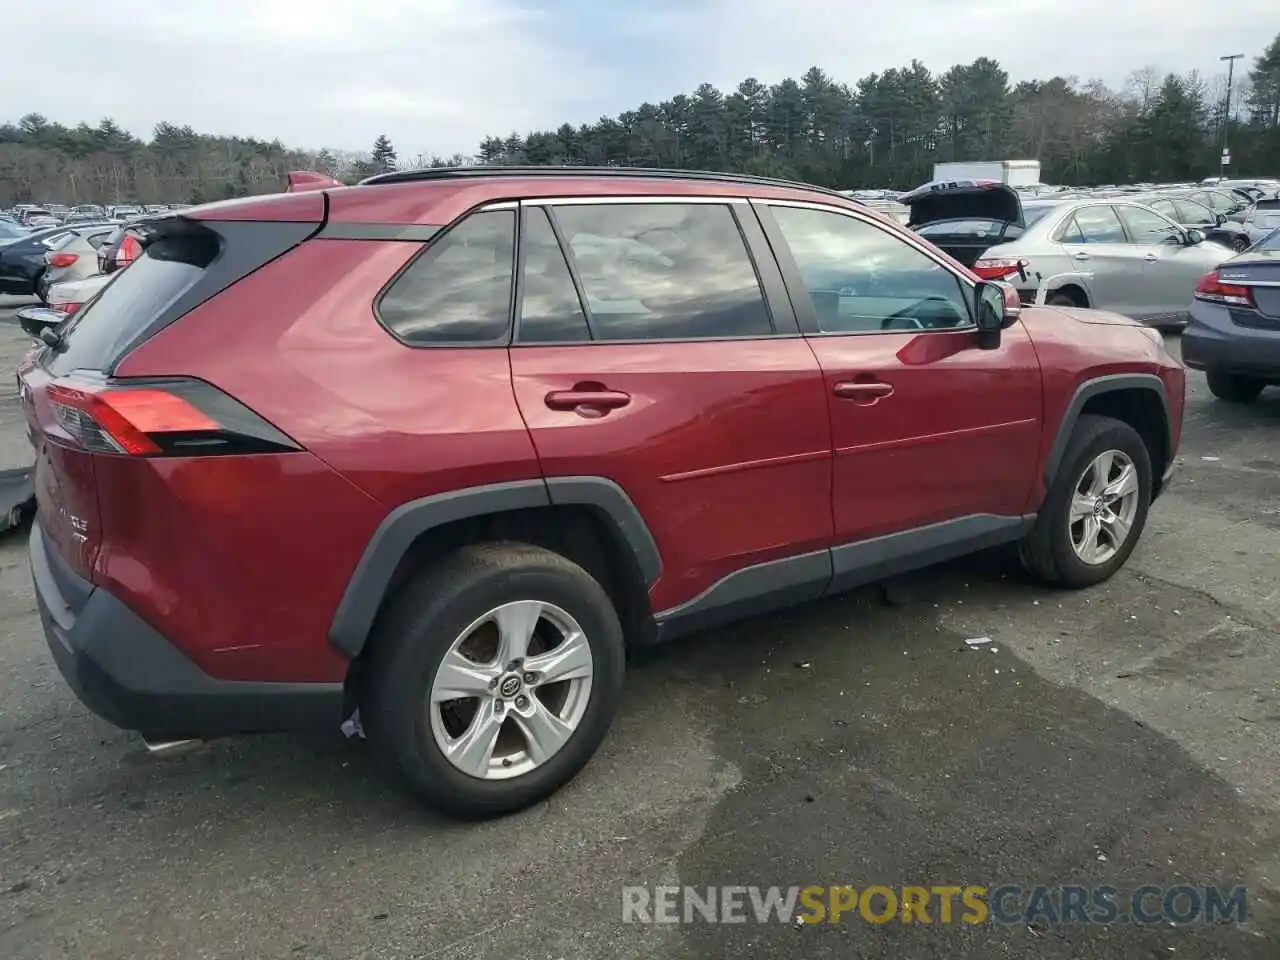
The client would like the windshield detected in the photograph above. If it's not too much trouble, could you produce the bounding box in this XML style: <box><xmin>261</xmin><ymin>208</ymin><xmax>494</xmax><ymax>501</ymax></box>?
<box><xmin>0</xmin><ymin>221</ymin><xmax>26</xmax><ymax>240</ymax></box>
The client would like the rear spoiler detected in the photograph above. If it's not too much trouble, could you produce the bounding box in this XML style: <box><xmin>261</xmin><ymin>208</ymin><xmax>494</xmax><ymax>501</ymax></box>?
<box><xmin>287</xmin><ymin>170</ymin><xmax>343</xmax><ymax>193</ymax></box>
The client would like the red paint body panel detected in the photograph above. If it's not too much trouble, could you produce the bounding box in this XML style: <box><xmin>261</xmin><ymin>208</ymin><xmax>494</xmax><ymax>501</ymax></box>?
<box><xmin>805</xmin><ymin>324</ymin><xmax>1044</xmax><ymax>541</ymax></box>
<box><xmin>90</xmin><ymin>451</ymin><xmax>382</xmax><ymax>681</ymax></box>
<box><xmin>119</xmin><ymin>239</ymin><xmax>543</xmax><ymax>509</ymax></box>
<box><xmin>509</xmin><ymin>339</ymin><xmax>834</xmax><ymax>612</ymax></box>
<box><xmin>1017</xmin><ymin>306</ymin><xmax>1185</xmax><ymax>506</ymax></box>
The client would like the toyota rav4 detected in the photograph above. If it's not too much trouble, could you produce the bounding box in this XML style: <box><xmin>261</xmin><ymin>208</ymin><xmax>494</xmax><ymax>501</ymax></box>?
<box><xmin>24</xmin><ymin>166</ymin><xmax>1185</xmax><ymax>819</ymax></box>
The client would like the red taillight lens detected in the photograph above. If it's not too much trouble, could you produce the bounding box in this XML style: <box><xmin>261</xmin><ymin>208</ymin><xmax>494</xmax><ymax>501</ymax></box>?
<box><xmin>1193</xmin><ymin>270</ymin><xmax>1253</xmax><ymax>307</ymax></box>
<box><xmin>46</xmin><ymin>252</ymin><xmax>79</xmax><ymax>268</ymax></box>
<box><xmin>57</xmin><ymin>302</ymin><xmax>84</xmax><ymax>316</ymax></box>
<box><xmin>118</xmin><ymin>235</ymin><xmax>141</xmax><ymax>265</ymax></box>
<box><xmin>41</xmin><ymin>377</ymin><xmax>299</xmax><ymax>457</ymax></box>
<box><xmin>973</xmin><ymin>258</ymin><xmax>1025</xmax><ymax>280</ymax></box>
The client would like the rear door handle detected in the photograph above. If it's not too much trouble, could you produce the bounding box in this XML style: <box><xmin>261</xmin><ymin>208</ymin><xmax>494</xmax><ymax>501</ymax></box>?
<box><xmin>1072</xmin><ymin>251</ymin><xmax>1091</xmax><ymax>261</ymax></box>
<box><xmin>833</xmin><ymin>381</ymin><xmax>894</xmax><ymax>402</ymax></box>
<box><xmin>1143</xmin><ymin>253</ymin><xmax>1159</xmax><ymax>262</ymax></box>
<box><xmin>545</xmin><ymin>388</ymin><xmax>631</xmax><ymax>414</ymax></box>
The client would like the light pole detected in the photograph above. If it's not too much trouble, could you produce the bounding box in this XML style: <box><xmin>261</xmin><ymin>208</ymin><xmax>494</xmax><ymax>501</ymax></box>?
<box><xmin>1219</xmin><ymin>53</ymin><xmax>1244</xmax><ymax>180</ymax></box>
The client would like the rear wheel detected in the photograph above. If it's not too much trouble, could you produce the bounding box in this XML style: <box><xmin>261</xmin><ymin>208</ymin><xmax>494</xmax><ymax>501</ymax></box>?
<box><xmin>1020</xmin><ymin>415</ymin><xmax>1152</xmax><ymax>589</ymax></box>
<box><xmin>361</xmin><ymin>543</ymin><xmax>625</xmax><ymax>820</ymax></box>
<box><xmin>1206</xmin><ymin>370</ymin><xmax>1265</xmax><ymax>404</ymax></box>
<box><xmin>1046</xmin><ymin>291</ymin><xmax>1080</xmax><ymax>308</ymax></box>
<box><xmin>1230</xmin><ymin>236</ymin><xmax>1250</xmax><ymax>253</ymax></box>
<box><xmin>33</xmin><ymin>271</ymin><xmax>48</xmax><ymax>303</ymax></box>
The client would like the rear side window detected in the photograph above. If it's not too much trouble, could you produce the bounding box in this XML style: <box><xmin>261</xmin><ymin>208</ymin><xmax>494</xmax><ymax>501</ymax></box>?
<box><xmin>550</xmin><ymin>202</ymin><xmax>772</xmax><ymax>341</ymax></box>
<box><xmin>44</xmin><ymin>237</ymin><xmax>212</xmax><ymax>376</ymax></box>
<box><xmin>1065</xmin><ymin>206</ymin><xmax>1126</xmax><ymax>244</ymax></box>
<box><xmin>1256</xmin><ymin>199</ymin><xmax>1280</xmax><ymax>211</ymax></box>
<box><xmin>378</xmin><ymin>209</ymin><xmax>516</xmax><ymax>345</ymax></box>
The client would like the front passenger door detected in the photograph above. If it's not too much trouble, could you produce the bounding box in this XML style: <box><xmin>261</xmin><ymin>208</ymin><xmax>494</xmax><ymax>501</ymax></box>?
<box><xmin>1114</xmin><ymin>204</ymin><xmax>1204</xmax><ymax>319</ymax></box>
<box><xmin>754</xmin><ymin>200</ymin><xmax>1042</xmax><ymax>572</ymax></box>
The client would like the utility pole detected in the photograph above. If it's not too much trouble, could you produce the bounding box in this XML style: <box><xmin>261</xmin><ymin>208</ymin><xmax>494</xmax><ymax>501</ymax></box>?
<box><xmin>1219</xmin><ymin>53</ymin><xmax>1244</xmax><ymax>181</ymax></box>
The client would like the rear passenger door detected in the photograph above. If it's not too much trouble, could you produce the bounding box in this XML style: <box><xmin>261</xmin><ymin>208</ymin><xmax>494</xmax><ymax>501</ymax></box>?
<box><xmin>1055</xmin><ymin>204</ymin><xmax>1144</xmax><ymax>316</ymax></box>
<box><xmin>507</xmin><ymin>198</ymin><xmax>835</xmax><ymax>618</ymax></box>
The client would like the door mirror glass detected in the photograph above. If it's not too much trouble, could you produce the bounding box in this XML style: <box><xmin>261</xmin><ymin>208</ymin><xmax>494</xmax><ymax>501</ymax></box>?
<box><xmin>974</xmin><ymin>282</ymin><xmax>1010</xmax><ymax>349</ymax></box>
<box><xmin>16</xmin><ymin>306</ymin><xmax>67</xmax><ymax>339</ymax></box>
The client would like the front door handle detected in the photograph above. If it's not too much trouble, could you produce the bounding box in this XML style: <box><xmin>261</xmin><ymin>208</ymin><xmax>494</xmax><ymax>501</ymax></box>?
<box><xmin>545</xmin><ymin>388</ymin><xmax>631</xmax><ymax>416</ymax></box>
<box><xmin>1143</xmin><ymin>252</ymin><xmax>1159</xmax><ymax>262</ymax></box>
<box><xmin>833</xmin><ymin>381</ymin><xmax>894</xmax><ymax>403</ymax></box>
<box><xmin>1072</xmin><ymin>251</ymin><xmax>1091</xmax><ymax>261</ymax></box>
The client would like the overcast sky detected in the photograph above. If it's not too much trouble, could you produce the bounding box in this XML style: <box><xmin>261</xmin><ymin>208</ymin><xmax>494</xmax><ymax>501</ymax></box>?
<box><xmin>4</xmin><ymin>0</ymin><xmax>1274</xmax><ymax>158</ymax></box>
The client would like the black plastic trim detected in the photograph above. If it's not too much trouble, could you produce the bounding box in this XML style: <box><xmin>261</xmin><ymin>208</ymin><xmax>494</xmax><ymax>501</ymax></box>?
<box><xmin>733</xmin><ymin>204</ymin><xmax>797</xmax><ymax>335</ymax></box>
<box><xmin>828</xmin><ymin>513</ymin><xmax>1032</xmax><ymax>595</ymax></box>
<box><xmin>328</xmin><ymin>476</ymin><xmax>664</xmax><ymax>658</ymax></box>
<box><xmin>653</xmin><ymin>513</ymin><xmax>1032</xmax><ymax>643</ymax></box>
<box><xmin>1043</xmin><ymin>374</ymin><xmax>1171</xmax><ymax>487</ymax></box>
<box><xmin>545</xmin><ymin>476</ymin><xmax>662</xmax><ymax>585</ymax></box>
<box><xmin>318</xmin><ymin>222</ymin><xmax>441</xmax><ymax>241</ymax></box>
<box><xmin>750</xmin><ymin>202</ymin><xmax>821</xmax><ymax>335</ymax></box>
<box><xmin>31</xmin><ymin>522</ymin><xmax>344</xmax><ymax>738</ymax></box>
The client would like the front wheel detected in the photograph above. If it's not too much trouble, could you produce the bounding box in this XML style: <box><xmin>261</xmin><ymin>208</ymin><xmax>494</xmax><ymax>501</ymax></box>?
<box><xmin>361</xmin><ymin>543</ymin><xmax>625</xmax><ymax>820</ymax></box>
<box><xmin>1020</xmin><ymin>414</ymin><xmax>1152</xmax><ymax>588</ymax></box>
<box><xmin>1206</xmin><ymin>370</ymin><xmax>1265</xmax><ymax>404</ymax></box>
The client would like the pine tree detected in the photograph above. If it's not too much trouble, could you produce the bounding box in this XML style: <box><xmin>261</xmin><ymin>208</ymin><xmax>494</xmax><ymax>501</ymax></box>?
<box><xmin>370</xmin><ymin>134</ymin><xmax>397</xmax><ymax>173</ymax></box>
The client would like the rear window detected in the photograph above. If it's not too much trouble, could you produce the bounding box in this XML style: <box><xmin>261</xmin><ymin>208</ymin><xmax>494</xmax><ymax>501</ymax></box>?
<box><xmin>43</xmin><ymin>235</ymin><xmax>213</xmax><ymax>376</ymax></box>
<box><xmin>1255</xmin><ymin>199</ymin><xmax>1280</xmax><ymax>211</ymax></box>
<box><xmin>915</xmin><ymin>219</ymin><xmax>1020</xmax><ymax>238</ymax></box>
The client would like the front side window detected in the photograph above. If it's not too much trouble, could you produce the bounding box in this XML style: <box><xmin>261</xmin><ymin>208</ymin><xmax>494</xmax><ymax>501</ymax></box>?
<box><xmin>769</xmin><ymin>204</ymin><xmax>973</xmax><ymax>333</ymax></box>
<box><xmin>550</xmin><ymin>203</ymin><xmax>772</xmax><ymax>341</ymax></box>
<box><xmin>1117</xmin><ymin>206</ymin><xmax>1181</xmax><ymax>245</ymax></box>
<box><xmin>378</xmin><ymin>209</ymin><xmax>515</xmax><ymax>345</ymax></box>
<box><xmin>1065</xmin><ymin>206</ymin><xmax>1126</xmax><ymax>244</ymax></box>
<box><xmin>1172</xmin><ymin>200</ymin><xmax>1215</xmax><ymax>226</ymax></box>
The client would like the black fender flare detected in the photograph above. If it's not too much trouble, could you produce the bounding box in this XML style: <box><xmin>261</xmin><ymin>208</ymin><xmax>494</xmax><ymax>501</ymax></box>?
<box><xmin>328</xmin><ymin>476</ymin><xmax>661</xmax><ymax>658</ymax></box>
<box><xmin>1043</xmin><ymin>373</ymin><xmax>1171</xmax><ymax>488</ymax></box>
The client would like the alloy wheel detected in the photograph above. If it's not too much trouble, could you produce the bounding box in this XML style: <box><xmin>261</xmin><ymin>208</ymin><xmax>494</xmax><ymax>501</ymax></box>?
<box><xmin>1068</xmin><ymin>449</ymin><xmax>1141</xmax><ymax>565</ymax></box>
<box><xmin>429</xmin><ymin>600</ymin><xmax>594</xmax><ymax>780</ymax></box>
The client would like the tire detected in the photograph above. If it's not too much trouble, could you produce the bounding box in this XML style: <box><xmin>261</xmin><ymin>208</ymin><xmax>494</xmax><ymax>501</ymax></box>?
<box><xmin>1206</xmin><ymin>370</ymin><xmax>1265</xmax><ymax>404</ymax></box>
<box><xmin>360</xmin><ymin>542</ymin><xmax>625</xmax><ymax>820</ymax></box>
<box><xmin>1046</xmin><ymin>292</ymin><xmax>1079</xmax><ymax>308</ymax></box>
<box><xmin>1020</xmin><ymin>414</ymin><xmax>1152</xmax><ymax>589</ymax></box>
<box><xmin>33</xmin><ymin>272</ymin><xmax>48</xmax><ymax>304</ymax></box>
<box><xmin>1231</xmin><ymin>236</ymin><xmax>1250</xmax><ymax>253</ymax></box>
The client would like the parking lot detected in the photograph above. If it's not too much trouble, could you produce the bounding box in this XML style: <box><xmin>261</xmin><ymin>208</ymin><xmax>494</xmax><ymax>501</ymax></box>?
<box><xmin>0</xmin><ymin>294</ymin><xmax>1278</xmax><ymax>959</ymax></box>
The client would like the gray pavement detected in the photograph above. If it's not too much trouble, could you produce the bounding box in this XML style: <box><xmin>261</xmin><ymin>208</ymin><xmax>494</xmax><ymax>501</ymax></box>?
<box><xmin>0</xmin><ymin>297</ymin><xmax>1278</xmax><ymax>959</ymax></box>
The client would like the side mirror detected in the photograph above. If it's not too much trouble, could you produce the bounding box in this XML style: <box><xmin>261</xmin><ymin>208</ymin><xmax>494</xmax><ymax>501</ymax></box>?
<box><xmin>1215</xmin><ymin>213</ymin><xmax>1227</xmax><ymax>226</ymax></box>
<box><xmin>974</xmin><ymin>281</ymin><xmax>1018</xmax><ymax>349</ymax></box>
<box><xmin>1184</xmin><ymin>228</ymin><xmax>1205</xmax><ymax>246</ymax></box>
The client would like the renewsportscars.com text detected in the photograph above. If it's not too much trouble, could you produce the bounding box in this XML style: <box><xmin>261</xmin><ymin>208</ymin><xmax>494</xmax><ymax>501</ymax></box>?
<box><xmin>621</xmin><ymin>884</ymin><xmax>1248</xmax><ymax>926</ymax></box>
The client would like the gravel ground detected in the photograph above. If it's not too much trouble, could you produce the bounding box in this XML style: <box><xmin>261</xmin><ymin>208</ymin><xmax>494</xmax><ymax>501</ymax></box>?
<box><xmin>1</xmin><ymin>295</ymin><xmax>1278</xmax><ymax>959</ymax></box>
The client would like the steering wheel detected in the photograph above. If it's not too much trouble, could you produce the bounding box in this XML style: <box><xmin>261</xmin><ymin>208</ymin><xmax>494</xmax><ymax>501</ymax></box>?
<box><xmin>881</xmin><ymin>296</ymin><xmax>955</xmax><ymax>330</ymax></box>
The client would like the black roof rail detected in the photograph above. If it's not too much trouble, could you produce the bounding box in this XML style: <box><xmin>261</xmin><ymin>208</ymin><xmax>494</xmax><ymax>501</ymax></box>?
<box><xmin>358</xmin><ymin>165</ymin><xmax>856</xmax><ymax>202</ymax></box>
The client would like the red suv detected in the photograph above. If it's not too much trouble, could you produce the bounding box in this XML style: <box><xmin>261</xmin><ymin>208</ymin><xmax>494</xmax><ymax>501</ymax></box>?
<box><xmin>24</xmin><ymin>167</ymin><xmax>1184</xmax><ymax>819</ymax></box>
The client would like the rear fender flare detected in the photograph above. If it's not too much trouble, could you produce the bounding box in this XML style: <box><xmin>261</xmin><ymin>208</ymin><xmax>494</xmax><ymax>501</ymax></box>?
<box><xmin>328</xmin><ymin>477</ymin><xmax>661</xmax><ymax>658</ymax></box>
<box><xmin>1043</xmin><ymin>374</ymin><xmax>1171</xmax><ymax>488</ymax></box>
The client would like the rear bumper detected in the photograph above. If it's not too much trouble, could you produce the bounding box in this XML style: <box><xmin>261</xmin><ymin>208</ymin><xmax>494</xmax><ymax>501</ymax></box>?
<box><xmin>30</xmin><ymin>520</ymin><xmax>345</xmax><ymax>738</ymax></box>
<box><xmin>1183</xmin><ymin>301</ymin><xmax>1280</xmax><ymax>378</ymax></box>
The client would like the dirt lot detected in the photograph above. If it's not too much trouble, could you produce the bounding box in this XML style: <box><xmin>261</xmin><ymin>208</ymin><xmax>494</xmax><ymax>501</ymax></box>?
<box><xmin>1</xmin><ymin>295</ymin><xmax>1278</xmax><ymax>959</ymax></box>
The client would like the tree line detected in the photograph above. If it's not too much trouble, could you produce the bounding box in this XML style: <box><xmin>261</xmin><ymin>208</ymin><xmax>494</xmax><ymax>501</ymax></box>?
<box><xmin>2</xmin><ymin>34</ymin><xmax>1277</xmax><ymax>206</ymax></box>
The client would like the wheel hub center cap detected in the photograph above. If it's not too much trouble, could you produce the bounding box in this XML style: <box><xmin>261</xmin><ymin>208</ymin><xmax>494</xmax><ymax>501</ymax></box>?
<box><xmin>498</xmin><ymin>674</ymin><xmax>522</xmax><ymax>699</ymax></box>
<box><xmin>1092</xmin><ymin>499</ymin><xmax>1106</xmax><ymax>519</ymax></box>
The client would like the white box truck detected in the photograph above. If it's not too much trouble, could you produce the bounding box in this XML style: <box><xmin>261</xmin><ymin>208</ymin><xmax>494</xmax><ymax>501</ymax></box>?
<box><xmin>931</xmin><ymin>160</ymin><xmax>1041</xmax><ymax>188</ymax></box>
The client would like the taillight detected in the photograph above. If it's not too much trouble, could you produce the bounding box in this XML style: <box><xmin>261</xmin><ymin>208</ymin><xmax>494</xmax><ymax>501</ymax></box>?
<box><xmin>118</xmin><ymin>234</ymin><xmax>141</xmax><ymax>265</ymax></box>
<box><xmin>46</xmin><ymin>252</ymin><xmax>79</xmax><ymax>268</ymax></box>
<box><xmin>42</xmin><ymin>377</ymin><xmax>300</xmax><ymax>457</ymax></box>
<box><xmin>1193</xmin><ymin>270</ymin><xmax>1253</xmax><ymax>308</ymax></box>
<box><xmin>55</xmin><ymin>302</ymin><xmax>84</xmax><ymax>316</ymax></box>
<box><xmin>973</xmin><ymin>258</ymin><xmax>1025</xmax><ymax>280</ymax></box>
